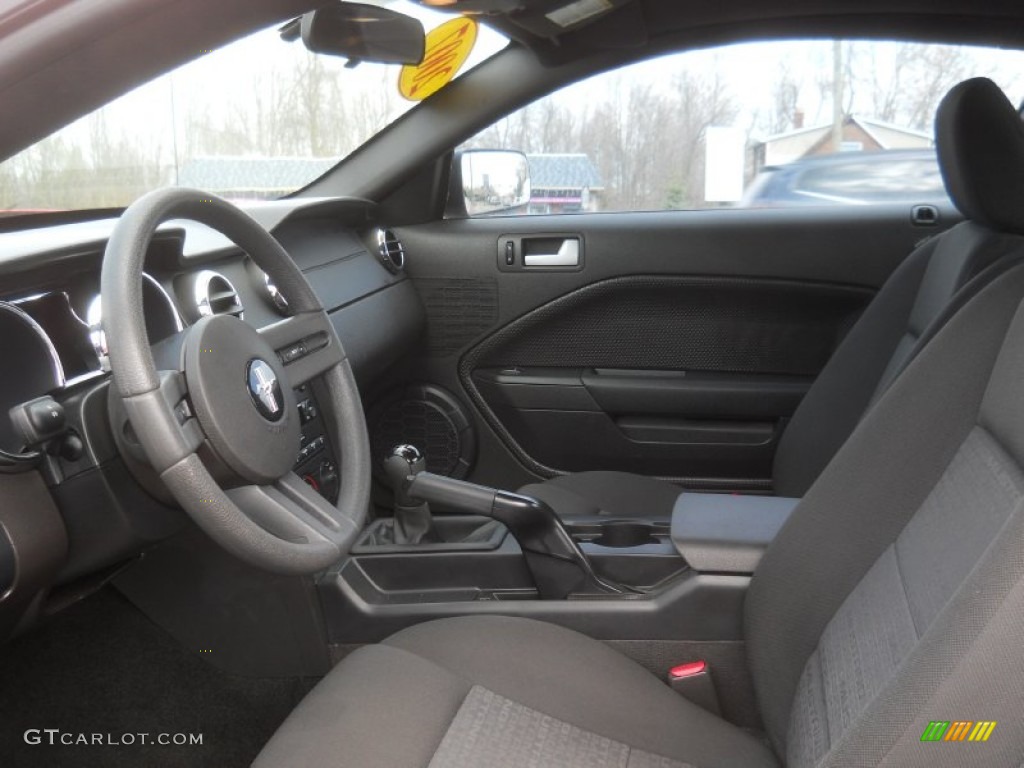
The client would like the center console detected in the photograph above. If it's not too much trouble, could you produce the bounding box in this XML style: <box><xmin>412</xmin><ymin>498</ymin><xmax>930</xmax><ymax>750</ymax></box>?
<box><xmin>670</xmin><ymin>492</ymin><xmax>798</xmax><ymax>573</ymax></box>
<box><xmin>342</xmin><ymin>516</ymin><xmax>683</xmax><ymax>604</ymax></box>
<box><xmin>318</xmin><ymin>444</ymin><xmax>798</xmax><ymax>647</ymax></box>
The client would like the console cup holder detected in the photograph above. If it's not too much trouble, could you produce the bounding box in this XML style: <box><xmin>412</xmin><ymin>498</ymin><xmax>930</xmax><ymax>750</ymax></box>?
<box><xmin>592</xmin><ymin>521</ymin><xmax>660</xmax><ymax>548</ymax></box>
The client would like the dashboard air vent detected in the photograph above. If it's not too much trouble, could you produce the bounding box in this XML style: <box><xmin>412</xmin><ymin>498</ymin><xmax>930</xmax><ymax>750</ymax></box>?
<box><xmin>376</xmin><ymin>228</ymin><xmax>405</xmax><ymax>273</ymax></box>
<box><xmin>195</xmin><ymin>271</ymin><xmax>244</xmax><ymax>320</ymax></box>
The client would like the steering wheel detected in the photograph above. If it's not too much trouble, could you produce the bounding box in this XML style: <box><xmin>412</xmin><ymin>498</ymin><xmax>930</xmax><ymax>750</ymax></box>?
<box><xmin>101</xmin><ymin>188</ymin><xmax>371</xmax><ymax>574</ymax></box>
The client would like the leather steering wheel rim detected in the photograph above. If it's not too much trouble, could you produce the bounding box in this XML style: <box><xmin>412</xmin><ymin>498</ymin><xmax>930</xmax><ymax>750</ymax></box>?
<box><xmin>101</xmin><ymin>187</ymin><xmax>371</xmax><ymax>574</ymax></box>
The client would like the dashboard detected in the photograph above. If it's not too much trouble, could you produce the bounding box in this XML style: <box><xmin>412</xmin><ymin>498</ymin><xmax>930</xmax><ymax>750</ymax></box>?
<box><xmin>0</xmin><ymin>198</ymin><xmax>424</xmax><ymax>641</ymax></box>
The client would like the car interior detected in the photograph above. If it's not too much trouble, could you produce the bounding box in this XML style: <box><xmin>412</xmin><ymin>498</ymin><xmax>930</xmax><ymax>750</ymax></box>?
<box><xmin>3</xmin><ymin>1</ymin><xmax>1024</xmax><ymax>766</ymax></box>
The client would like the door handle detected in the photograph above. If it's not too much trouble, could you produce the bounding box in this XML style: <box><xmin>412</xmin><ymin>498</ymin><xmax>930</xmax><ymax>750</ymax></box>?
<box><xmin>523</xmin><ymin>238</ymin><xmax>579</xmax><ymax>267</ymax></box>
<box><xmin>498</xmin><ymin>234</ymin><xmax>583</xmax><ymax>271</ymax></box>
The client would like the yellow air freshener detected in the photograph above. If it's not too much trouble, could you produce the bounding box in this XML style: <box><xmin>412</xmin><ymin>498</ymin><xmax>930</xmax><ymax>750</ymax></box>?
<box><xmin>399</xmin><ymin>17</ymin><xmax>478</xmax><ymax>101</ymax></box>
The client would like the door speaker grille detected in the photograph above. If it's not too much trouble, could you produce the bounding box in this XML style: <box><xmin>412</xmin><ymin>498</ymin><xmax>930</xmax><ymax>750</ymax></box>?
<box><xmin>368</xmin><ymin>384</ymin><xmax>475</xmax><ymax>479</ymax></box>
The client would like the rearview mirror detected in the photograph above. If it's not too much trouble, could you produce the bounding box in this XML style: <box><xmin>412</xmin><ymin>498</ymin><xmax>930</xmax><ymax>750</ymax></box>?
<box><xmin>459</xmin><ymin>150</ymin><xmax>531</xmax><ymax>217</ymax></box>
<box><xmin>281</xmin><ymin>3</ymin><xmax>425</xmax><ymax>66</ymax></box>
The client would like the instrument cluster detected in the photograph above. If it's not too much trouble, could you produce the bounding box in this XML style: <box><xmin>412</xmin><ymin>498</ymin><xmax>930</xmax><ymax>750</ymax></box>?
<box><xmin>0</xmin><ymin>274</ymin><xmax>181</xmax><ymax>453</ymax></box>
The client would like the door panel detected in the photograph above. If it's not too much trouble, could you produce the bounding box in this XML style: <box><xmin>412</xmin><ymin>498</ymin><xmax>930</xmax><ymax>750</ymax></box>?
<box><xmin>463</xmin><ymin>275</ymin><xmax>869</xmax><ymax>375</ymax></box>
<box><xmin>472</xmin><ymin>366</ymin><xmax>809</xmax><ymax>480</ymax></box>
<box><xmin>461</xmin><ymin>274</ymin><xmax>870</xmax><ymax>484</ymax></box>
<box><xmin>387</xmin><ymin>206</ymin><xmax>956</xmax><ymax>491</ymax></box>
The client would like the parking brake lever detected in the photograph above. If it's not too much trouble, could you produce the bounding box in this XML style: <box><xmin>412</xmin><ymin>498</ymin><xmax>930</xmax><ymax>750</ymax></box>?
<box><xmin>404</xmin><ymin>471</ymin><xmax>631</xmax><ymax>599</ymax></box>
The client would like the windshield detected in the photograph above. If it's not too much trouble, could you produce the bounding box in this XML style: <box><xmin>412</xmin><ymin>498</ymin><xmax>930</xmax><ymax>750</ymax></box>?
<box><xmin>0</xmin><ymin>2</ymin><xmax>506</xmax><ymax>213</ymax></box>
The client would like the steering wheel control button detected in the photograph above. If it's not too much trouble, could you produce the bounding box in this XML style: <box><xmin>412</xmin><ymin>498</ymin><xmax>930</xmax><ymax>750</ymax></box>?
<box><xmin>305</xmin><ymin>333</ymin><xmax>329</xmax><ymax>352</ymax></box>
<box><xmin>247</xmin><ymin>358</ymin><xmax>285</xmax><ymax>422</ymax></box>
<box><xmin>278</xmin><ymin>334</ymin><xmax>328</xmax><ymax>366</ymax></box>
<box><xmin>279</xmin><ymin>342</ymin><xmax>307</xmax><ymax>364</ymax></box>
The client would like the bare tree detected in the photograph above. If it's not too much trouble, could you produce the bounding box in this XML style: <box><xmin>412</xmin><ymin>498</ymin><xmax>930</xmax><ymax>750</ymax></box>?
<box><xmin>768</xmin><ymin>71</ymin><xmax>801</xmax><ymax>134</ymax></box>
<box><xmin>534</xmin><ymin>98</ymin><xmax>580</xmax><ymax>153</ymax></box>
<box><xmin>674</xmin><ymin>71</ymin><xmax>738</xmax><ymax>207</ymax></box>
<box><xmin>574</xmin><ymin>72</ymin><xmax>737</xmax><ymax>211</ymax></box>
<box><xmin>859</xmin><ymin>42</ymin><xmax>973</xmax><ymax>130</ymax></box>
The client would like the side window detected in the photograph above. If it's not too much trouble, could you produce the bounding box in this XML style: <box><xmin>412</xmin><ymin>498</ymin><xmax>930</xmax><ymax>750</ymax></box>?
<box><xmin>462</xmin><ymin>40</ymin><xmax>1024</xmax><ymax>215</ymax></box>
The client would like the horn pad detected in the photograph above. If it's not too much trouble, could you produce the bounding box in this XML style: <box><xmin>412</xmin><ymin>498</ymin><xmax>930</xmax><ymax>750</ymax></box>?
<box><xmin>183</xmin><ymin>315</ymin><xmax>300</xmax><ymax>483</ymax></box>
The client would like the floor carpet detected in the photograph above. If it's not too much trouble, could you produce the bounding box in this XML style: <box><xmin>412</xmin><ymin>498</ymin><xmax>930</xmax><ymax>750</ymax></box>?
<box><xmin>0</xmin><ymin>588</ymin><xmax>316</xmax><ymax>768</ymax></box>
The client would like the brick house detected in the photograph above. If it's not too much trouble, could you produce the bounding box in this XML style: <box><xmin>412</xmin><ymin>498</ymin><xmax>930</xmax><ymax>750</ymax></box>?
<box><xmin>752</xmin><ymin>116</ymin><xmax>933</xmax><ymax>170</ymax></box>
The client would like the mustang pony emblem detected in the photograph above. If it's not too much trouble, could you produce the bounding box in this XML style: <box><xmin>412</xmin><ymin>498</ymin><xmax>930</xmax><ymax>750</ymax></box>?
<box><xmin>246</xmin><ymin>359</ymin><xmax>284</xmax><ymax>422</ymax></box>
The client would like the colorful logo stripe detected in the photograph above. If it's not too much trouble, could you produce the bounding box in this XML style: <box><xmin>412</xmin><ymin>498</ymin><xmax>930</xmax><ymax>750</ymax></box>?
<box><xmin>969</xmin><ymin>722</ymin><xmax>997</xmax><ymax>742</ymax></box>
<box><xmin>944</xmin><ymin>722</ymin><xmax>973</xmax><ymax>741</ymax></box>
<box><xmin>920</xmin><ymin>721</ymin><xmax>996</xmax><ymax>742</ymax></box>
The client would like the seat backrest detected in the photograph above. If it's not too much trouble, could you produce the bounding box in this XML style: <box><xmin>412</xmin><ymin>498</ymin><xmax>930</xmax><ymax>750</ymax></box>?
<box><xmin>772</xmin><ymin>78</ymin><xmax>1024</xmax><ymax>498</ymax></box>
<box><xmin>746</xmin><ymin>78</ymin><xmax>1024</xmax><ymax>767</ymax></box>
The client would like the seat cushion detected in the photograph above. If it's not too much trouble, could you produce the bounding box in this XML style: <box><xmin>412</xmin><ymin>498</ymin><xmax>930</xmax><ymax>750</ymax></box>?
<box><xmin>519</xmin><ymin>471</ymin><xmax>682</xmax><ymax>520</ymax></box>
<box><xmin>254</xmin><ymin>616</ymin><xmax>778</xmax><ymax>768</ymax></box>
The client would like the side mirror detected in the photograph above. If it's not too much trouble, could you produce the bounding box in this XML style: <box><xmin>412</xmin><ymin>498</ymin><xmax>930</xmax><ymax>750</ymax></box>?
<box><xmin>280</xmin><ymin>3</ymin><xmax>425</xmax><ymax>66</ymax></box>
<box><xmin>455</xmin><ymin>150</ymin><xmax>531</xmax><ymax>217</ymax></box>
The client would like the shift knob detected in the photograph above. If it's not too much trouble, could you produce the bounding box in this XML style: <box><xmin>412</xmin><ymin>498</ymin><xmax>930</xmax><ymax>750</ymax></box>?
<box><xmin>384</xmin><ymin>444</ymin><xmax>433</xmax><ymax>545</ymax></box>
<box><xmin>391</xmin><ymin>444</ymin><xmax>425</xmax><ymax>471</ymax></box>
<box><xmin>384</xmin><ymin>444</ymin><xmax>426</xmax><ymax>505</ymax></box>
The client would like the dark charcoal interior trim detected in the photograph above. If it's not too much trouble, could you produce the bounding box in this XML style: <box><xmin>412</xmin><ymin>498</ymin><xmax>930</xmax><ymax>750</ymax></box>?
<box><xmin>459</xmin><ymin>274</ymin><xmax>872</xmax><ymax>486</ymax></box>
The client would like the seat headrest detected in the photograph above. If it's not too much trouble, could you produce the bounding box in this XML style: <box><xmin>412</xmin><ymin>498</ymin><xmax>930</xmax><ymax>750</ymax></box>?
<box><xmin>936</xmin><ymin>77</ymin><xmax>1024</xmax><ymax>234</ymax></box>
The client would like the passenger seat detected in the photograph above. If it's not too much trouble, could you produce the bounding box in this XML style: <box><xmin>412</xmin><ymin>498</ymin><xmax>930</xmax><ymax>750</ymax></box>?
<box><xmin>520</xmin><ymin>77</ymin><xmax>1024</xmax><ymax>519</ymax></box>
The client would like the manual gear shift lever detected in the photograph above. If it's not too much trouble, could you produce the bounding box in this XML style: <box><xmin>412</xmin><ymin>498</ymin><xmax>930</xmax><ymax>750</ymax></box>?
<box><xmin>383</xmin><ymin>444</ymin><xmax>435</xmax><ymax>545</ymax></box>
<box><xmin>379</xmin><ymin>447</ymin><xmax>631</xmax><ymax>597</ymax></box>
